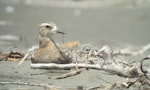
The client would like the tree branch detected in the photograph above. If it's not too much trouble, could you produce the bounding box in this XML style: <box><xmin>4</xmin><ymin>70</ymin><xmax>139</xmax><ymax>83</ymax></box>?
<box><xmin>31</xmin><ymin>61</ymin><xmax>144</xmax><ymax>78</ymax></box>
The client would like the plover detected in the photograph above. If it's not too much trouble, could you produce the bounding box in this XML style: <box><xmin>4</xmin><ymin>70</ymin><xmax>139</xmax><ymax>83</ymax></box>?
<box><xmin>31</xmin><ymin>22</ymin><xmax>71</xmax><ymax>64</ymax></box>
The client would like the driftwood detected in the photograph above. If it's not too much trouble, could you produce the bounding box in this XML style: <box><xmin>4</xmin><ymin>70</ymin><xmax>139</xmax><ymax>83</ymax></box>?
<box><xmin>1</xmin><ymin>43</ymin><xmax>150</xmax><ymax>90</ymax></box>
<box><xmin>30</xmin><ymin>44</ymin><xmax>150</xmax><ymax>78</ymax></box>
<box><xmin>31</xmin><ymin>62</ymin><xmax>144</xmax><ymax>78</ymax></box>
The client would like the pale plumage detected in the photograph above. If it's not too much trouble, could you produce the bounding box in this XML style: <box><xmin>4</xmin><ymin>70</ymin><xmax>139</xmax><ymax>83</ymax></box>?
<box><xmin>31</xmin><ymin>22</ymin><xmax>71</xmax><ymax>64</ymax></box>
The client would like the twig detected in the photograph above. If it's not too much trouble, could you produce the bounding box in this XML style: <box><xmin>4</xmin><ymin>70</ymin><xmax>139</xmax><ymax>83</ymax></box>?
<box><xmin>126</xmin><ymin>76</ymin><xmax>150</xmax><ymax>88</ymax></box>
<box><xmin>17</xmin><ymin>53</ymin><xmax>29</xmax><ymax>66</ymax></box>
<box><xmin>31</xmin><ymin>63</ymin><xmax>102</xmax><ymax>70</ymax></box>
<box><xmin>49</xmin><ymin>68</ymin><xmax>86</xmax><ymax>79</ymax></box>
<box><xmin>140</xmin><ymin>57</ymin><xmax>150</xmax><ymax>76</ymax></box>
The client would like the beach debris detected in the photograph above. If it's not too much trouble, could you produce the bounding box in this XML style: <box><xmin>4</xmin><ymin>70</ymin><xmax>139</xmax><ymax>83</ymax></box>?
<box><xmin>6</xmin><ymin>52</ymin><xmax>24</xmax><ymax>61</ymax></box>
<box><xmin>31</xmin><ymin>43</ymin><xmax>150</xmax><ymax>78</ymax></box>
<box><xmin>87</xmin><ymin>76</ymin><xmax>150</xmax><ymax>90</ymax></box>
<box><xmin>1</xmin><ymin>43</ymin><xmax>150</xmax><ymax>90</ymax></box>
<box><xmin>31</xmin><ymin>61</ymin><xmax>144</xmax><ymax>78</ymax></box>
<box><xmin>17</xmin><ymin>53</ymin><xmax>29</xmax><ymax>66</ymax></box>
<box><xmin>1</xmin><ymin>42</ymin><xmax>150</xmax><ymax>79</ymax></box>
<box><xmin>0</xmin><ymin>48</ymin><xmax>24</xmax><ymax>61</ymax></box>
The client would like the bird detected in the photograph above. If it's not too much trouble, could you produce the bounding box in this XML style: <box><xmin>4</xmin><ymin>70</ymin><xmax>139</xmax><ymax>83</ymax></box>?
<box><xmin>31</xmin><ymin>22</ymin><xmax>71</xmax><ymax>64</ymax></box>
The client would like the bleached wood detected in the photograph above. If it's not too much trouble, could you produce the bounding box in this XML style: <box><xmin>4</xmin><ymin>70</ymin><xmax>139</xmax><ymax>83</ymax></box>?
<box><xmin>31</xmin><ymin>61</ymin><xmax>144</xmax><ymax>78</ymax></box>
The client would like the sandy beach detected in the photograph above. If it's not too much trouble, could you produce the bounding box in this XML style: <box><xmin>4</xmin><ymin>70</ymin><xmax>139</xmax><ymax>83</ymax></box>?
<box><xmin>0</xmin><ymin>0</ymin><xmax>150</xmax><ymax>90</ymax></box>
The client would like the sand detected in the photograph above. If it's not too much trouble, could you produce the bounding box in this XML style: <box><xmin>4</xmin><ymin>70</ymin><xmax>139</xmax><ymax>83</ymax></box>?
<box><xmin>0</xmin><ymin>0</ymin><xmax>150</xmax><ymax>89</ymax></box>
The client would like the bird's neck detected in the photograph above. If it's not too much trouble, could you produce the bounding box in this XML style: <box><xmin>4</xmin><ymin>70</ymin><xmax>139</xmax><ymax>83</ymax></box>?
<box><xmin>39</xmin><ymin>36</ymin><xmax>52</xmax><ymax>48</ymax></box>
<box><xmin>38</xmin><ymin>35</ymin><xmax>66</xmax><ymax>59</ymax></box>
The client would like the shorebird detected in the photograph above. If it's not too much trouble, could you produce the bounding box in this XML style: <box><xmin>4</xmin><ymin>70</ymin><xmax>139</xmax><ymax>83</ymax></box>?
<box><xmin>31</xmin><ymin>22</ymin><xmax>71</xmax><ymax>64</ymax></box>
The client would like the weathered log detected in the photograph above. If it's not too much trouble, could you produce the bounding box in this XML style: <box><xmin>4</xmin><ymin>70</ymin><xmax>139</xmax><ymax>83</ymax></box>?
<box><xmin>31</xmin><ymin>61</ymin><xmax>144</xmax><ymax>78</ymax></box>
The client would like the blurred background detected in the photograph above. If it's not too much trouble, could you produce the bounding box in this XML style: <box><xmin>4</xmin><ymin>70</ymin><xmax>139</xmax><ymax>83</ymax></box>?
<box><xmin>0</xmin><ymin>0</ymin><xmax>150</xmax><ymax>51</ymax></box>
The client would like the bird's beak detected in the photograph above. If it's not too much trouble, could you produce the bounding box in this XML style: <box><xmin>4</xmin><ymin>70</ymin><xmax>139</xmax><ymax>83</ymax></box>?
<box><xmin>56</xmin><ymin>31</ymin><xmax>66</xmax><ymax>34</ymax></box>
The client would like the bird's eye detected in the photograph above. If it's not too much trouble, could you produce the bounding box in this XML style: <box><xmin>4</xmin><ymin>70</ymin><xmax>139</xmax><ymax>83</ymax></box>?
<box><xmin>45</xmin><ymin>25</ymin><xmax>52</xmax><ymax>29</ymax></box>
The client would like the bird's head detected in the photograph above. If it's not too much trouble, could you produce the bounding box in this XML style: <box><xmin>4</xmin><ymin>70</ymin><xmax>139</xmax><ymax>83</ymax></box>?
<box><xmin>39</xmin><ymin>22</ymin><xmax>65</xmax><ymax>38</ymax></box>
